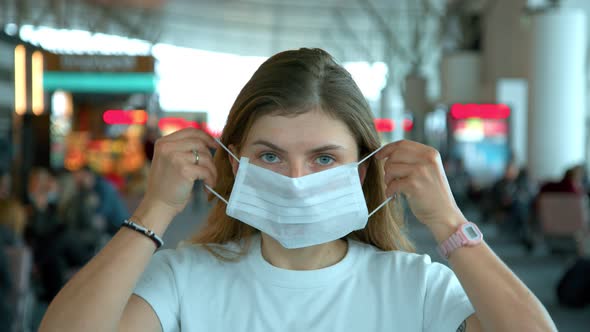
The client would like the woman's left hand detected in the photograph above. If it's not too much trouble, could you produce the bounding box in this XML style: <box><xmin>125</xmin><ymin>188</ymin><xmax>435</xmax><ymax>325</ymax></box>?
<box><xmin>375</xmin><ymin>140</ymin><xmax>467</xmax><ymax>239</ymax></box>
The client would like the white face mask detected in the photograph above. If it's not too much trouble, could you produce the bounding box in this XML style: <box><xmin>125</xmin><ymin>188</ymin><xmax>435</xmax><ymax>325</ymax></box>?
<box><xmin>205</xmin><ymin>140</ymin><xmax>390</xmax><ymax>249</ymax></box>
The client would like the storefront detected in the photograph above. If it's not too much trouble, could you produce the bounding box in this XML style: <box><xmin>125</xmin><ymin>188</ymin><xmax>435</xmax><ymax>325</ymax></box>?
<box><xmin>43</xmin><ymin>52</ymin><xmax>156</xmax><ymax>188</ymax></box>
<box><xmin>447</xmin><ymin>103</ymin><xmax>511</xmax><ymax>186</ymax></box>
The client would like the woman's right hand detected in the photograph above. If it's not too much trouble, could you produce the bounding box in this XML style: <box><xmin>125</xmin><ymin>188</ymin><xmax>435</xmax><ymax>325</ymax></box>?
<box><xmin>141</xmin><ymin>128</ymin><xmax>219</xmax><ymax>217</ymax></box>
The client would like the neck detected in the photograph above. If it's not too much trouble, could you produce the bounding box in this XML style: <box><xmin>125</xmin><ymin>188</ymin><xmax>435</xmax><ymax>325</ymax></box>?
<box><xmin>259</xmin><ymin>233</ymin><xmax>348</xmax><ymax>270</ymax></box>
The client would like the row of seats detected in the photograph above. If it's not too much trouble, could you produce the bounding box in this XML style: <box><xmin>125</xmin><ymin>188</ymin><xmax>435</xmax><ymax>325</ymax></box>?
<box><xmin>537</xmin><ymin>193</ymin><xmax>590</xmax><ymax>255</ymax></box>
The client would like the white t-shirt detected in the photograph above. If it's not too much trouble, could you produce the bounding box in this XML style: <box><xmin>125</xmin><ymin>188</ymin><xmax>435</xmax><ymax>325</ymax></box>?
<box><xmin>134</xmin><ymin>234</ymin><xmax>474</xmax><ymax>332</ymax></box>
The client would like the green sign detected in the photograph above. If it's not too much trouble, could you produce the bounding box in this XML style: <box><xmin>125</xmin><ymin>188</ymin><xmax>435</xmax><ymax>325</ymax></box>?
<box><xmin>43</xmin><ymin>72</ymin><xmax>156</xmax><ymax>93</ymax></box>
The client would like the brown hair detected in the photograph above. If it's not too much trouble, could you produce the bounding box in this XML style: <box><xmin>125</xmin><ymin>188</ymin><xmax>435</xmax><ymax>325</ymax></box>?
<box><xmin>189</xmin><ymin>48</ymin><xmax>414</xmax><ymax>257</ymax></box>
<box><xmin>0</xmin><ymin>198</ymin><xmax>27</xmax><ymax>236</ymax></box>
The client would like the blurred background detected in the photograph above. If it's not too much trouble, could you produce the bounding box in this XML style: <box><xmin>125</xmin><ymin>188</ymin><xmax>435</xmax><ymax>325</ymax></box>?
<box><xmin>1</xmin><ymin>0</ymin><xmax>590</xmax><ymax>330</ymax></box>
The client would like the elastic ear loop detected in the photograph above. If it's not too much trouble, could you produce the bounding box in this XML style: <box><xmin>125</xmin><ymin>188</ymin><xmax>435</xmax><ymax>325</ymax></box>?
<box><xmin>358</xmin><ymin>145</ymin><xmax>395</xmax><ymax>218</ymax></box>
<box><xmin>203</xmin><ymin>137</ymin><xmax>238</xmax><ymax>205</ymax></box>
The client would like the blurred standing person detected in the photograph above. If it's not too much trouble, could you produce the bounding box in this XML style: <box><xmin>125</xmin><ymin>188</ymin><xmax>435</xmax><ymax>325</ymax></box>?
<box><xmin>0</xmin><ymin>198</ymin><xmax>29</xmax><ymax>330</ymax></box>
<box><xmin>24</xmin><ymin>168</ymin><xmax>60</xmax><ymax>245</ymax></box>
<box><xmin>444</xmin><ymin>157</ymin><xmax>472</xmax><ymax>211</ymax></box>
<box><xmin>73</xmin><ymin>167</ymin><xmax>129</xmax><ymax>234</ymax></box>
<box><xmin>23</xmin><ymin>168</ymin><xmax>66</xmax><ymax>304</ymax></box>
<box><xmin>513</xmin><ymin>168</ymin><xmax>538</xmax><ymax>250</ymax></box>
<box><xmin>56</xmin><ymin>172</ymin><xmax>108</xmax><ymax>263</ymax></box>
<box><xmin>0</xmin><ymin>198</ymin><xmax>27</xmax><ymax>245</ymax></box>
<box><xmin>490</xmin><ymin>160</ymin><xmax>520</xmax><ymax>222</ymax></box>
<box><xmin>0</xmin><ymin>169</ymin><xmax>11</xmax><ymax>199</ymax></box>
<box><xmin>0</xmin><ymin>241</ymin><xmax>10</xmax><ymax>329</ymax></box>
<box><xmin>490</xmin><ymin>160</ymin><xmax>535</xmax><ymax>243</ymax></box>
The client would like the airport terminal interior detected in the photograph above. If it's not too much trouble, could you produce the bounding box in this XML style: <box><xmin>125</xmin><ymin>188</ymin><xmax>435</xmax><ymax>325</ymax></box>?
<box><xmin>1</xmin><ymin>0</ymin><xmax>590</xmax><ymax>331</ymax></box>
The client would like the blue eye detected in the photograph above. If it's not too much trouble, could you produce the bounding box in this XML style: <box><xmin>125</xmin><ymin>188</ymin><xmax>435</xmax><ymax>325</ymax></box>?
<box><xmin>261</xmin><ymin>153</ymin><xmax>280</xmax><ymax>164</ymax></box>
<box><xmin>316</xmin><ymin>155</ymin><xmax>335</xmax><ymax>166</ymax></box>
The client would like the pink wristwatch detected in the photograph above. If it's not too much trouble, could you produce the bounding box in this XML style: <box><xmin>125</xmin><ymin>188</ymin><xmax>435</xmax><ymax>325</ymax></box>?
<box><xmin>437</xmin><ymin>222</ymin><xmax>483</xmax><ymax>259</ymax></box>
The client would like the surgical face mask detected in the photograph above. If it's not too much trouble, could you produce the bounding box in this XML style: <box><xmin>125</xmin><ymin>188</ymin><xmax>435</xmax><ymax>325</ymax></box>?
<box><xmin>206</xmin><ymin>140</ymin><xmax>390</xmax><ymax>249</ymax></box>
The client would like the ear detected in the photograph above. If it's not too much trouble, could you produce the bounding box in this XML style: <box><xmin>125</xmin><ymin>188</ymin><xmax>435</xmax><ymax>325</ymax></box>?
<box><xmin>228</xmin><ymin>144</ymin><xmax>239</xmax><ymax>176</ymax></box>
<box><xmin>358</xmin><ymin>163</ymin><xmax>368</xmax><ymax>185</ymax></box>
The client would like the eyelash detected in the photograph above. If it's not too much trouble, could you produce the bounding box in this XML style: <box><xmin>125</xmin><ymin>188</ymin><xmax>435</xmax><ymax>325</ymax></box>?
<box><xmin>259</xmin><ymin>152</ymin><xmax>336</xmax><ymax>167</ymax></box>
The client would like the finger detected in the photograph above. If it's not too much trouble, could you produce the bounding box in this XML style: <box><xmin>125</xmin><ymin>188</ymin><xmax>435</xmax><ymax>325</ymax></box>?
<box><xmin>161</xmin><ymin>127</ymin><xmax>201</xmax><ymax>140</ymax></box>
<box><xmin>375</xmin><ymin>140</ymin><xmax>430</xmax><ymax>159</ymax></box>
<box><xmin>377</xmin><ymin>141</ymin><xmax>441</xmax><ymax>165</ymax></box>
<box><xmin>374</xmin><ymin>140</ymin><xmax>410</xmax><ymax>159</ymax></box>
<box><xmin>170</xmin><ymin>151</ymin><xmax>217</xmax><ymax>181</ymax></box>
<box><xmin>161</xmin><ymin>128</ymin><xmax>219</xmax><ymax>150</ymax></box>
<box><xmin>383</xmin><ymin>162</ymin><xmax>415</xmax><ymax>184</ymax></box>
<box><xmin>156</xmin><ymin>139</ymin><xmax>216</xmax><ymax>158</ymax></box>
<box><xmin>179</xmin><ymin>164</ymin><xmax>217</xmax><ymax>188</ymax></box>
<box><xmin>385</xmin><ymin>176</ymin><xmax>416</xmax><ymax>198</ymax></box>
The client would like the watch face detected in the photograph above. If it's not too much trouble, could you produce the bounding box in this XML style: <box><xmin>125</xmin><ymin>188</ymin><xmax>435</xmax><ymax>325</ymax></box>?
<box><xmin>463</xmin><ymin>224</ymin><xmax>481</xmax><ymax>240</ymax></box>
<box><xmin>465</xmin><ymin>225</ymin><xmax>477</xmax><ymax>240</ymax></box>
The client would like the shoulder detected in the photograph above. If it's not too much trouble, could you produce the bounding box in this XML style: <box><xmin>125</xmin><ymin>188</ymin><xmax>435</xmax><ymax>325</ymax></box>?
<box><xmin>138</xmin><ymin>241</ymin><xmax>243</xmax><ymax>297</ymax></box>
<box><xmin>153</xmin><ymin>241</ymin><xmax>231</xmax><ymax>265</ymax></box>
<box><xmin>351</xmin><ymin>240</ymin><xmax>451</xmax><ymax>281</ymax></box>
<box><xmin>149</xmin><ymin>241</ymin><xmax>243</xmax><ymax>277</ymax></box>
<box><xmin>353</xmin><ymin>240</ymin><xmax>434</xmax><ymax>267</ymax></box>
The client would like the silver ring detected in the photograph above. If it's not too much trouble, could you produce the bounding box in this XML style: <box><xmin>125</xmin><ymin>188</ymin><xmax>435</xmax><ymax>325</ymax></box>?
<box><xmin>192</xmin><ymin>149</ymin><xmax>200</xmax><ymax>165</ymax></box>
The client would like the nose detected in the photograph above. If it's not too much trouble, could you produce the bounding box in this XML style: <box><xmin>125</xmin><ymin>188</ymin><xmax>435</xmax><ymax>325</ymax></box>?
<box><xmin>287</xmin><ymin>161</ymin><xmax>310</xmax><ymax>178</ymax></box>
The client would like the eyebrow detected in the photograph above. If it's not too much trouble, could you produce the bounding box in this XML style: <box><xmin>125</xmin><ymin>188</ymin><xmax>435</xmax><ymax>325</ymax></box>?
<box><xmin>252</xmin><ymin>140</ymin><xmax>346</xmax><ymax>154</ymax></box>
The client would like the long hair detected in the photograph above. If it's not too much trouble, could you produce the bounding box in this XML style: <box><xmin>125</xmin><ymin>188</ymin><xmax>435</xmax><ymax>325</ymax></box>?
<box><xmin>189</xmin><ymin>48</ymin><xmax>414</xmax><ymax>257</ymax></box>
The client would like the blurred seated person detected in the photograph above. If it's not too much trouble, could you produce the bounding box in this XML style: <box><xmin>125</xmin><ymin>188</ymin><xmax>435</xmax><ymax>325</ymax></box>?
<box><xmin>533</xmin><ymin>165</ymin><xmax>588</xmax><ymax>253</ymax></box>
<box><xmin>73</xmin><ymin>166</ymin><xmax>129</xmax><ymax>234</ymax></box>
<box><xmin>539</xmin><ymin>165</ymin><xmax>586</xmax><ymax>195</ymax></box>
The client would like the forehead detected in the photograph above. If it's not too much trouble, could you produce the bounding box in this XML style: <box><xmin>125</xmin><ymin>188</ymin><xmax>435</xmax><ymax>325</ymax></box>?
<box><xmin>244</xmin><ymin>110</ymin><xmax>357</xmax><ymax>148</ymax></box>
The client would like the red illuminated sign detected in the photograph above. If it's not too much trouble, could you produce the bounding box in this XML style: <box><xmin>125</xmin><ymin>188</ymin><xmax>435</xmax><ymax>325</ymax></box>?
<box><xmin>158</xmin><ymin>117</ymin><xmax>200</xmax><ymax>130</ymax></box>
<box><xmin>374</xmin><ymin>118</ymin><xmax>394</xmax><ymax>132</ymax></box>
<box><xmin>403</xmin><ymin>119</ymin><xmax>414</xmax><ymax>131</ymax></box>
<box><xmin>103</xmin><ymin>110</ymin><xmax>147</xmax><ymax>125</ymax></box>
<box><xmin>373</xmin><ymin>118</ymin><xmax>413</xmax><ymax>132</ymax></box>
<box><xmin>450</xmin><ymin>104</ymin><xmax>510</xmax><ymax>120</ymax></box>
<box><xmin>157</xmin><ymin>118</ymin><xmax>221</xmax><ymax>138</ymax></box>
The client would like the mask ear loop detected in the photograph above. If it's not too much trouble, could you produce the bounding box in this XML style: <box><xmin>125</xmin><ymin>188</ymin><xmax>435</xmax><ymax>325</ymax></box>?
<box><xmin>203</xmin><ymin>137</ymin><xmax>239</xmax><ymax>205</ymax></box>
<box><xmin>214</xmin><ymin>137</ymin><xmax>240</xmax><ymax>162</ymax></box>
<box><xmin>356</xmin><ymin>144</ymin><xmax>385</xmax><ymax>166</ymax></box>
<box><xmin>357</xmin><ymin>144</ymin><xmax>396</xmax><ymax>218</ymax></box>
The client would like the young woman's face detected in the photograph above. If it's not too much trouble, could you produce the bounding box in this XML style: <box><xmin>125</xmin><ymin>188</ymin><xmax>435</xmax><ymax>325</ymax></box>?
<box><xmin>235</xmin><ymin>109</ymin><xmax>362</xmax><ymax>178</ymax></box>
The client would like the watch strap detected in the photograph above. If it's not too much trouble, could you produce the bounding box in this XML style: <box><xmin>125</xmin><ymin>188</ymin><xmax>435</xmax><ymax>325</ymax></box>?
<box><xmin>437</xmin><ymin>222</ymin><xmax>481</xmax><ymax>259</ymax></box>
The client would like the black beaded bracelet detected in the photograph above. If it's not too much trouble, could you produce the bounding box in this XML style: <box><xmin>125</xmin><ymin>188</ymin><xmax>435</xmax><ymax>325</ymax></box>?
<box><xmin>121</xmin><ymin>219</ymin><xmax>164</xmax><ymax>249</ymax></box>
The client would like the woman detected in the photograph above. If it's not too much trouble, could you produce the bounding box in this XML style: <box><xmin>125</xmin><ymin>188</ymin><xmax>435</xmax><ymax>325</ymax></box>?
<box><xmin>40</xmin><ymin>48</ymin><xmax>555</xmax><ymax>331</ymax></box>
